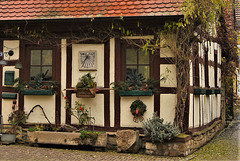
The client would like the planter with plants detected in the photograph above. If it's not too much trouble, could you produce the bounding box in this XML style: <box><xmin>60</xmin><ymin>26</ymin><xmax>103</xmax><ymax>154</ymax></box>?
<box><xmin>111</xmin><ymin>71</ymin><xmax>163</xmax><ymax>96</ymax></box>
<box><xmin>27</xmin><ymin>103</ymin><xmax>106</xmax><ymax>148</ymax></box>
<box><xmin>14</xmin><ymin>73</ymin><xmax>58</xmax><ymax>95</ymax></box>
<box><xmin>27</xmin><ymin>101</ymin><xmax>106</xmax><ymax>148</ymax></box>
<box><xmin>75</xmin><ymin>73</ymin><xmax>97</xmax><ymax>98</ymax></box>
<box><xmin>0</xmin><ymin>101</ymin><xmax>27</xmax><ymax>143</ymax></box>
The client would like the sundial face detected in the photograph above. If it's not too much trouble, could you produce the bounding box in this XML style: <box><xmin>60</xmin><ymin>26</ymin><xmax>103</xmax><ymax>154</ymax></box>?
<box><xmin>79</xmin><ymin>51</ymin><xmax>97</xmax><ymax>70</ymax></box>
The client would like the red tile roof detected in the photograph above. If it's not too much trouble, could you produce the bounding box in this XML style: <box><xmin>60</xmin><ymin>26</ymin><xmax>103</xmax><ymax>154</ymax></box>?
<box><xmin>0</xmin><ymin>0</ymin><xmax>183</xmax><ymax>21</ymax></box>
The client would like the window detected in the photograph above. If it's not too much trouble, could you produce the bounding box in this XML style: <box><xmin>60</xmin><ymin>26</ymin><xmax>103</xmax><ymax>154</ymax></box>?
<box><xmin>125</xmin><ymin>48</ymin><xmax>150</xmax><ymax>80</ymax></box>
<box><xmin>30</xmin><ymin>49</ymin><xmax>53</xmax><ymax>81</ymax></box>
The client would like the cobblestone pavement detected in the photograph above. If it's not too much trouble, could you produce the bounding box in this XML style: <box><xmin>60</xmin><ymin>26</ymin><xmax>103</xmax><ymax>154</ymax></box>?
<box><xmin>0</xmin><ymin>109</ymin><xmax>239</xmax><ymax>161</ymax></box>
<box><xmin>0</xmin><ymin>144</ymin><xmax>184</xmax><ymax>161</ymax></box>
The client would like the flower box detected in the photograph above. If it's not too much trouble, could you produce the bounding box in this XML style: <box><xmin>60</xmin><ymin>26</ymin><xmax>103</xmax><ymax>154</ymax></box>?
<box><xmin>2</xmin><ymin>93</ymin><xmax>17</xmax><ymax>99</ymax></box>
<box><xmin>215</xmin><ymin>89</ymin><xmax>222</xmax><ymax>94</ymax></box>
<box><xmin>22</xmin><ymin>90</ymin><xmax>54</xmax><ymax>95</ymax></box>
<box><xmin>206</xmin><ymin>89</ymin><xmax>215</xmax><ymax>95</ymax></box>
<box><xmin>194</xmin><ymin>88</ymin><xmax>206</xmax><ymax>95</ymax></box>
<box><xmin>118</xmin><ymin>90</ymin><xmax>153</xmax><ymax>96</ymax></box>
<box><xmin>76</xmin><ymin>83</ymin><xmax>96</xmax><ymax>98</ymax></box>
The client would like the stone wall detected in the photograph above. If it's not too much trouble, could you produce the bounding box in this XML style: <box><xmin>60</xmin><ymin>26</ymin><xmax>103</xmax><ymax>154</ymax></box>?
<box><xmin>145</xmin><ymin>120</ymin><xmax>224</xmax><ymax>156</ymax></box>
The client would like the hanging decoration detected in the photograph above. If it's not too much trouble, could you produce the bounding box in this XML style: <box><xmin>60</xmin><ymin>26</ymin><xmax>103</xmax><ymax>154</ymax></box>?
<box><xmin>130</xmin><ymin>99</ymin><xmax>146</xmax><ymax>123</ymax></box>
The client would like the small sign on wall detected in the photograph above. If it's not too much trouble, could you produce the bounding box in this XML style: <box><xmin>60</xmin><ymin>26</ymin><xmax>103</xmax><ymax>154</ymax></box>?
<box><xmin>5</xmin><ymin>71</ymin><xmax>15</xmax><ymax>85</ymax></box>
<box><xmin>78</xmin><ymin>50</ymin><xmax>97</xmax><ymax>70</ymax></box>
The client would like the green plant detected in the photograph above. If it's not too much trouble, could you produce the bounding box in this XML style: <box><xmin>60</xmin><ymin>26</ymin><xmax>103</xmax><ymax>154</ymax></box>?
<box><xmin>76</xmin><ymin>73</ymin><xmax>95</xmax><ymax>89</ymax></box>
<box><xmin>8</xmin><ymin>109</ymin><xmax>28</xmax><ymax>134</ymax></box>
<box><xmin>111</xmin><ymin>71</ymin><xmax>162</xmax><ymax>94</ymax></box>
<box><xmin>69</xmin><ymin>101</ymin><xmax>95</xmax><ymax>126</ymax></box>
<box><xmin>126</xmin><ymin>70</ymin><xmax>145</xmax><ymax>90</ymax></box>
<box><xmin>142</xmin><ymin>113</ymin><xmax>180</xmax><ymax>143</ymax></box>
<box><xmin>28</xmin><ymin>124</ymin><xmax>56</xmax><ymax>132</ymax></box>
<box><xmin>79</xmin><ymin>130</ymin><xmax>102</xmax><ymax>140</ymax></box>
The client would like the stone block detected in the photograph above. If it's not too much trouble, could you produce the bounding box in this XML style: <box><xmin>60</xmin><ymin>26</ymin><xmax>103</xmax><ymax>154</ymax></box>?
<box><xmin>116</xmin><ymin>130</ymin><xmax>140</xmax><ymax>153</ymax></box>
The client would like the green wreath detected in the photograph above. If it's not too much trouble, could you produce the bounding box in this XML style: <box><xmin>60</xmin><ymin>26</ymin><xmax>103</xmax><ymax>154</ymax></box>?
<box><xmin>130</xmin><ymin>99</ymin><xmax>146</xmax><ymax>116</ymax></box>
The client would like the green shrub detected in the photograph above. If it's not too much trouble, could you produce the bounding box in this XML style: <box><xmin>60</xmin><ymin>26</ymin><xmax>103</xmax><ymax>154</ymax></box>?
<box><xmin>142</xmin><ymin>113</ymin><xmax>180</xmax><ymax>143</ymax></box>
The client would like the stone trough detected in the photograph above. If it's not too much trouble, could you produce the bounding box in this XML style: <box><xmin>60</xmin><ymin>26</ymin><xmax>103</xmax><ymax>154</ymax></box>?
<box><xmin>27</xmin><ymin>131</ymin><xmax>107</xmax><ymax>150</ymax></box>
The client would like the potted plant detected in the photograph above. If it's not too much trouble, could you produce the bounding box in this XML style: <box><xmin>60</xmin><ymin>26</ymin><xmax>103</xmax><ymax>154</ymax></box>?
<box><xmin>1</xmin><ymin>101</ymin><xmax>27</xmax><ymax>143</ymax></box>
<box><xmin>111</xmin><ymin>71</ymin><xmax>162</xmax><ymax>96</ymax></box>
<box><xmin>14</xmin><ymin>73</ymin><xmax>58</xmax><ymax>95</ymax></box>
<box><xmin>75</xmin><ymin>73</ymin><xmax>97</xmax><ymax>98</ymax></box>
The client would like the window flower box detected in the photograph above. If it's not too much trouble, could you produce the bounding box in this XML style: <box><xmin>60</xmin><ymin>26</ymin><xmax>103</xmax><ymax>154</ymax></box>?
<box><xmin>194</xmin><ymin>88</ymin><xmax>206</xmax><ymax>95</ymax></box>
<box><xmin>118</xmin><ymin>90</ymin><xmax>153</xmax><ymax>96</ymax></box>
<box><xmin>215</xmin><ymin>89</ymin><xmax>222</xmax><ymax>94</ymax></box>
<box><xmin>206</xmin><ymin>89</ymin><xmax>215</xmax><ymax>95</ymax></box>
<box><xmin>22</xmin><ymin>89</ymin><xmax>54</xmax><ymax>95</ymax></box>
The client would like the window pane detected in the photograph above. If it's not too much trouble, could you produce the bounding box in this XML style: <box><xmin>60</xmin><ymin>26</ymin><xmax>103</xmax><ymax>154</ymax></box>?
<box><xmin>42</xmin><ymin>50</ymin><xmax>52</xmax><ymax>65</ymax></box>
<box><xmin>139</xmin><ymin>49</ymin><xmax>149</xmax><ymax>64</ymax></box>
<box><xmin>126</xmin><ymin>66</ymin><xmax>137</xmax><ymax>79</ymax></box>
<box><xmin>126</xmin><ymin>48</ymin><xmax>137</xmax><ymax>64</ymax></box>
<box><xmin>31</xmin><ymin>50</ymin><xmax>41</xmax><ymax>65</ymax></box>
<box><xmin>139</xmin><ymin>66</ymin><xmax>150</xmax><ymax>80</ymax></box>
<box><xmin>30</xmin><ymin>67</ymin><xmax>41</xmax><ymax>80</ymax></box>
<box><xmin>42</xmin><ymin>67</ymin><xmax>52</xmax><ymax>81</ymax></box>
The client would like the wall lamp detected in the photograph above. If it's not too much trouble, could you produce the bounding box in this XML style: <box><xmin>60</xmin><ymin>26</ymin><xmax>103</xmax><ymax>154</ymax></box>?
<box><xmin>0</xmin><ymin>50</ymin><xmax>22</xmax><ymax>69</ymax></box>
<box><xmin>0</xmin><ymin>50</ymin><xmax>14</xmax><ymax>66</ymax></box>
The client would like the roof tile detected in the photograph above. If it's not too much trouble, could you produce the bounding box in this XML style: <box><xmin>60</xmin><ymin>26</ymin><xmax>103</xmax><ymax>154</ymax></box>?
<box><xmin>0</xmin><ymin>0</ymin><xmax>183</xmax><ymax>20</ymax></box>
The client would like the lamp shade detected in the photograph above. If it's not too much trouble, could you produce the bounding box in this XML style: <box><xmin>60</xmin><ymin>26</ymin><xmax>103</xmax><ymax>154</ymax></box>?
<box><xmin>0</xmin><ymin>60</ymin><xmax>8</xmax><ymax>66</ymax></box>
<box><xmin>15</xmin><ymin>62</ymin><xmax>22</xmax><ymax>69</ymax></box>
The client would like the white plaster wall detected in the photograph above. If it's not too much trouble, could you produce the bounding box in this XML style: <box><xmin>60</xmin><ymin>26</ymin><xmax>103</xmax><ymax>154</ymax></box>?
<box><xmin>199</xmin><ymin>43</ymin><xmax>204</xmax><ymax>58</ymax></box>
<box><xmin>199</xmin><ymin>64</ymin><xmax>205</xmax><ymax>88</ymax></box>
<box><xmin>209</xmin><ymin>95</ymin><xmax>213</xmax><ymax>121</ymax></box>
<box><xmin>200</xmin><ymin>95</ymin><xmax>204</xmax><ymax>126</ymax></box>
<box><xmin>160</xmin><ymin>47</ymin><xmax>175</xmax><ymax>58</ymax></box>
<box><xmin>3</xmin><ymin>40</ymin><xmax>19</xmax><ymax>60</ymax></box>
<box><xmin>1</xmin><ymin>93</ymin><xmax>18</xmax><ymax>124</ymax></box>
<box><xmin>208</xmin><ymin>66</ymin><xmax>214</xmax><ymax>88</ymax></box>
<box><xmin>189</xmin><ymin>94</ymin><xmax>194</xmax><ymax>128</ymax></box>
<box><xmin>212</xmin><ymin>95</ymin><xmax>216</xmax><ymax>120</ymax></box>
<box><xmin>61</xmin><ymin>39</ymin><xmax>67</xmax><ymax>124</ymax></box>
<box><xmin>110</xmin><ymin>38</ymin><xmax>115</xmax><ymax>127</ymax></box>
<box><xmin>24</xmin><ymin>95</ymin><xmax>56</xmax><ymax>124</ymax></box>
<box><xmin>194</xmin><ymin>95</ymin><xmax>200</xmax><ymax>127</ymax></box>
<box><xmin>71</xmin><ymin>94</ymin><xmax>104</xmax><ymax>127</ymax></box>
<box><xmin>216</xmin><ymin>94</ymin><xmax>221</xmax><ymax>118</ymax></box>
<box><xmin>2</xmin><ymin>66</ymin><xmax>19</xmax><ymax>87</ymax></box>
<box><xmin>203</xmin><ymin>95</ymin><xmax>209</xmax><ymax>125</ymax></box>
<box><xmin>217</xmin><ymin>68</ymin><xmax>221</xmax><ymax>87</ymax></box>
<box><xmin>209</xmin><ymin>42</ymin><xmax>214</xmax><ymax>61</ymax></box>
<box><xmin>72</xmin><ymin>44</ymin><xmax>104</xmax><ymax>87</ymax></box>
<box><xmin>160</xmin><ymin>64</ymin><xmax>177</xmax><ymax>87</ymax></box>
<box><xmin>160</xmin><ymin>94</ymin><xmax>177</xmax><ymax>123</ymax></box>
<box><xmin>218</xmin><ymin>45</ymin><xmax>221</xmax><ymax>64</ymax></box>
<box><xmin>190</xmin><ymin>60</ymin><xmax>193</xmax><ymax>86</ymax></box>
<box><xmin>120</xmin><ymin>96</ymin><xmax>154</xmax><ymax>127</ymax></box>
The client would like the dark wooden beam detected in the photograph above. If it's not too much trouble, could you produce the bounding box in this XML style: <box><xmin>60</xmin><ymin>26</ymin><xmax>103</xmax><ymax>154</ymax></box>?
<box><xmin>66</xmin><ymin>42</ymin><xmax>72</xmax><ymax>124</ymax></box>
<box><xmin>104</xmin><ymin>41</ymin><xmax>110</xmax><ymax>127</ymax></box>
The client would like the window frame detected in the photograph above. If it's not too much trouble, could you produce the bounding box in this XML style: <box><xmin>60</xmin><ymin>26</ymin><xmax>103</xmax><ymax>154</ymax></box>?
<box><xmin>121</xmin><ymin>44</ymin><xmax>152</xmax><ymax>81</ymax></box>
<box><xmin>26</xmin><ymin>46</ymin><xmax>56</xmax><ymax>82</ymax></box>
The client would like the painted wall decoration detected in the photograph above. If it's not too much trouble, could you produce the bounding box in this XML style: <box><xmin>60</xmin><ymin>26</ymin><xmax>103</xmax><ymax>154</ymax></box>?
<box><xmin>78</xmin><ymin>50</ymin><xmax>97</xmax><ymax>70</ymax></box>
